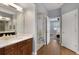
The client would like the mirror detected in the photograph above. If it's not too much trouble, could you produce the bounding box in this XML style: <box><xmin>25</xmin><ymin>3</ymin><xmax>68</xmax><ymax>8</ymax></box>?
<box><xmin>0</xmin><ymin>11</ymin><xmax>16</xmax><ymax>37</ymax></box>
<box><xmin>0</xmin><ymin>3</ymin><xmax>35</xmax><ymax>38</ymax></box>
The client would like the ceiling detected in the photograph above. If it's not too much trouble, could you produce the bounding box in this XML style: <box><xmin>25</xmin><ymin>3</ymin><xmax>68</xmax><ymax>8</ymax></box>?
<box><xmin>38</xmin><ymin>3</ymin><xmax>63</xmax><ymax>11</ymax></box>
<box><xmin>16</xmin><ymin>3</ymin><xmax>34</xmax><ymax>9</ymax></box>
<box><xmin>17</xmin><ymin>3</ymin><xmax>63</xmax><ymax>11</ymax></box>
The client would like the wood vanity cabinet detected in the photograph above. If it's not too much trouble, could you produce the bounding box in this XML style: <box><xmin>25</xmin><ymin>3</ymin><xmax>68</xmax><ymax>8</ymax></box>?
<box><xmin>0</xmin><ymin>38</ymin><xmax>32</xmax><ymax>55</ymax></box>
<box><xmin>18</xmin><ymin>38</ymin><xmax>32</xmax><ymax>55</ymax></box>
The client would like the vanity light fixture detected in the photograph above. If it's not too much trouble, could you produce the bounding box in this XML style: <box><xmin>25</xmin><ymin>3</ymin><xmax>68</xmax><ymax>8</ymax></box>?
<box><xmin>0</xmin><ymin>16</ymin><xmax>10</xmax><ymax>21</ymax></box>
<box><xmin>2</xmin><ymin>17</ymin><xmax>10</xmax><ymax>21</ymax></box>
<box><xmin>2</xmin><ymin>3</ymin><xmax>23</xmax><ymax>12</ymax></box>
<box><xmin>5</xmin><ymin>17</ymin><xmax>10</xmax><ymax>21</ymax></box>
<box><xmin>0</xmin><ymin>16</ymin><xmax>3</xmax><ymax>19</ymax></box>
<box><xmin>9</xmin><ymin>3</ymin><xmax>23</xmax><ymax>12</ymax></box>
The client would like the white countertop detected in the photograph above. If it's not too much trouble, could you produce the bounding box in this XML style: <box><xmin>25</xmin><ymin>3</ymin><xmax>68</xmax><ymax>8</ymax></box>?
<box><xmin>0</xmin><ymin>34</ymin><xmax>33</xmax><ymax>48</ymax></box>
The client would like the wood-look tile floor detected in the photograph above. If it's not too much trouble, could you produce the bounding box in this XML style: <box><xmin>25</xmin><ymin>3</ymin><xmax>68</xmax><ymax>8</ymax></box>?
<box><xmin>37</xmin><ymin>40</ymin><xmax>76</xmax><ymax>55</ymax></box>
<box><xmin>60</xmin><ymin>46</ymin><xmax>76</xmax><ymax>55</ymax></box>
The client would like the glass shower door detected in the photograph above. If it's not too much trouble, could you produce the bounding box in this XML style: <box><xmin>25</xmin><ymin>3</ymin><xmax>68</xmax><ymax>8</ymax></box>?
<box><xmin>37</xmin><ymin>14</ymin><xmax>47</xmax><ymax>50</ymax></box>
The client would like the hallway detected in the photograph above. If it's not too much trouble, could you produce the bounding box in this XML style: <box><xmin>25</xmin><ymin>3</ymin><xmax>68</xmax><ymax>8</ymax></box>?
<box><xmin>37</xmin><ymin>40</ymin><xmax>76</xmax><ymax>55</ymax></box>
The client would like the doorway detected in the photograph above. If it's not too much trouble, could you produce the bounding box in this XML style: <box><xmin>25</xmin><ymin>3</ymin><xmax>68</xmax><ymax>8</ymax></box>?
<box><xmin>49</xmin><ymin>17</ymin><xmax>60</xmax><ymax>42</ymax></box>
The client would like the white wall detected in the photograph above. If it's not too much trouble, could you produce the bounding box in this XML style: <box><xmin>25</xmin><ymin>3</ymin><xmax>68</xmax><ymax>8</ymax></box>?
<box><xmin>62</xmin><ymin>9</ymin><xmax>79</xmax><ymax>53</ymax></box>
<box><xmin>24</xmin><ymin>9</ymin><xmax>34</xmax><ymax>35</ymax></box>
<box><xmin>16</xmin><ymin>4</ymin><xmax>36</xmax><ymax>35</ymax></box>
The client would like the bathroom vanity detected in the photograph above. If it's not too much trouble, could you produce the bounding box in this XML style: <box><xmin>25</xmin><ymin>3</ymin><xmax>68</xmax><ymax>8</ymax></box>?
<box><xmin>0</xmin><ymin>8</ymin><xmax>33</xmax><ymax>55</ymax></box>
<box><xmin>0</xmin><ymin>4</ymin><xmax>35</xmax><ymax>55</ymax></box>
<box><xmin>0</xmin><ymin>35</ymin><xmax>33</xmax><ymax>55</ymax></box>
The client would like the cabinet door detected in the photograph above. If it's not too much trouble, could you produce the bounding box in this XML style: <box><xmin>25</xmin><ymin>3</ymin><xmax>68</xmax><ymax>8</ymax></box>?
<box><xmin>23</xmin><ymin>39</ymin><xmax>32</xmax><ymax>55</ymax></box>
<box><xmin>0</xmin><ymin>39</ymin><xmax>32</xmax><ymax>55</ymax></box>
<box><xmin>62</xmin><ymin>9</ymin><xmax>78</xmax><ymax>52</ymax></box>
<box><xmin>0</xmin><ymin>48</ymin><xmax>5</xmax><ymax>55</ymax></box>
<box><xmin>18</xmin><ymin>40</ymin><xmax>28</xmax><ymax>55</ymax></box>
<box><xmin>18</xmin><ymin>39</ymin><xmax>32</xmax><ymax>55</ymax></box>
<box><xmin>4</xmin><ymin>43</ymin><xmax>18</xmax><ymax>55</ymax></box>
<box><xmin>26</xmin><ymin>40</ymin><xmax>32</xmax><ymax>55</ymax></box>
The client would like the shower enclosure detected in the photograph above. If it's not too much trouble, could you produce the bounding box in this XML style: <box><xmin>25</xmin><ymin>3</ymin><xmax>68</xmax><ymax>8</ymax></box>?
<box><xmin>37</xmin><ymin>13</ymin><xmax>47</xmax><ymax>50</ymax></box>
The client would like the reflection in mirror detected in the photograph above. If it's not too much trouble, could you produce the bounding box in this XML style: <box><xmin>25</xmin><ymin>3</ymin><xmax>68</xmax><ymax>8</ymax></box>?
<box><xmin>0</xmin><ymin>3</ymin><xmax>35</xmax><ymax>40</ymax></box>
<box><xmin>0</xmin><ymin>3</ymin><xmax>25</xmax><ymax>40</ymax></box>
<box><xmin>0</xmin><ymin>11</ymin><xmax>16</xmax><ymax>37</ymax></box>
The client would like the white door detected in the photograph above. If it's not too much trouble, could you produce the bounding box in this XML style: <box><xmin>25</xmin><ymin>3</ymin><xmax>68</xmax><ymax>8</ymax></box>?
<box><xmin>62</xmin><ymin>9</ymin><xmax>78</xmax><ymax>52</ymax></box>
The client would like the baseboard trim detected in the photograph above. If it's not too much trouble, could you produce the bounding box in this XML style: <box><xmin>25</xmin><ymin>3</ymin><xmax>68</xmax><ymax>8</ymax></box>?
<box><xmin>75</xmin><ymin>51</ymin><xmax>79</xmax><ymax>54</ymax></box>
<box><xmin>61</xmin><ymin>44</ymin><xmax>79</xmax><ymax>54</ymax></box>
